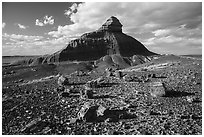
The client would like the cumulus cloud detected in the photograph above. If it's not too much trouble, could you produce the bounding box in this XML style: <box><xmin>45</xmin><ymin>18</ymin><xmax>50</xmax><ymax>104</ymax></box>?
<box><xmin>44</xmin><ymin>15</ymin><xmax>54</xmax><ymax>25</ymax></box>
<box><xmin>36</xmin><ymin>19</ymin><xmax>44</xmax><ymax>26</ymax></box>
<box><xmin>35</xmin><ymin>15</ymin><xmax>54</xmax><ymax>27</ymax></box>
<box><xmin>48</xmin><ymin>2</ymin><xmax>201</xmax><ymax>55</ymax></box>
<box><xmin>64</xmin><ymin>3</ymin><xmax>79</xmax><ymax>17</ymax></box>
<box><xmin>3</xmin><ymin>2</ymin><xmax>201</xmax><ymax>55</ymax></box>
<box><xmin>50</xmin><ymin>2</ymin><xmax>201</xmax><ymax>36</ymax></box>
<box><xmin>2</xmin><ymin>22</ymin><xmax>6</xmax><ymax>28</ymax></box>
<box><xmin>17</xmin><ymin>23</ymin><xmax>28</xmax><ymax>29</ymax></box>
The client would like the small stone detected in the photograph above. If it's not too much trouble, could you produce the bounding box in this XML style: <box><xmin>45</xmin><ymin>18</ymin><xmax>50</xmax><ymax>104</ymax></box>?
<box><xmin>18</xmin><ymin>79</ymin><xmax>24</xmax><ymax>82</ymax></box>
<box><xmin>186</xmin><ymin>96</ymin><xmax>193</xmax><ymax>103</ymax></box>
<box><xmin>10</xmin><ymin>70</ymin><xmax>15</xmax><ymax>74</ymax></box>
<box><xmin>96</xmin><ymin>77</ymin><xmax>104</xmax><ymax>83</ymax></box>
<box><xmin>69</xmin><ymin>118</ymin><xmax>77</xmax><ymax>124</ymax></box>
<box><xmin>96</xmin><ymin>105</ymin><xmax>107</xmax><ymax>116</ymax></box>
<box><xmin>115</xmin><ymin>71</ymin><xmax>123</xmax><ymax>79</ymax></box>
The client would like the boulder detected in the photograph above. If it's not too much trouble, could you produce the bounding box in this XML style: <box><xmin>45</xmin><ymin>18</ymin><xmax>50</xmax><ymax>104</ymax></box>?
<box><xmin>96</xmin><ymin>105</ymin><xmax>107</xmax><ymax>117</ymax></box>
<box><xmin>80</xmin><ymin>87</ymin><xmax>94</xmax><ymax>99</ymax></box>
<box><xmin>57</xmin><ymin>75</ymin><xmax>69</xmax><ymax>87</ymax></box>
<box><xmin>77</xmin><ymin>103</ymin><xmax>107</xmax><ymax>122</ymax></box>
<box><xmin>149</xmin><ymin>82</ymin><xmax>166</xmax><ymax>97</ymax></box>
<box><xmin>77</xmin><ymin>103</ymin><xmax>97</xmax><ymax>122</ymax></box>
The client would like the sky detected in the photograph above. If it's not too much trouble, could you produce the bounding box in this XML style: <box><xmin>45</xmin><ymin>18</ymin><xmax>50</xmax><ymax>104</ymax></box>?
<box><xmin>2</xmin><ymin>2</ymin><xmax>202</xmax><ymax>56</ymax></box>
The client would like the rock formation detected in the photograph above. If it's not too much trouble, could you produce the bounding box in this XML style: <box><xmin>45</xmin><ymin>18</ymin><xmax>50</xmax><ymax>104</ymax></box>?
<box><xmin>12</xmin><ymin>16</ymin><xmax>157</xmax><ymax>66</ymax></box>
<box><xmin>40</xmin><ymin>16</ymin><xmax>156</xmax><ymax>64</ymax></box>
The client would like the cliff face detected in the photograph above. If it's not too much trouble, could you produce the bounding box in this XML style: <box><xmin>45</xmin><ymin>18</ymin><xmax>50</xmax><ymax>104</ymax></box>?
<box><xmin>29</xmin><ymin>16</ymin><xmax>156</xmax><ymax>65</ymax></box>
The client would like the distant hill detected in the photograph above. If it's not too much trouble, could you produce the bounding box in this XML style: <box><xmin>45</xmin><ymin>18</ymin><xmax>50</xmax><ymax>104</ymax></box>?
<box><xmin>181</xmin><ymin>54</ymin><xmax>202</xmax><ymax>59</ymax></box>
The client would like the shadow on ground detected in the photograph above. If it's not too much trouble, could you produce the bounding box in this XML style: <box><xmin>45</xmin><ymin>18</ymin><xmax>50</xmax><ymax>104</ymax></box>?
<box><xmin>164</xmin><ymin>90</ymin><xmax>195</xmax><ymax>97</ymax></box>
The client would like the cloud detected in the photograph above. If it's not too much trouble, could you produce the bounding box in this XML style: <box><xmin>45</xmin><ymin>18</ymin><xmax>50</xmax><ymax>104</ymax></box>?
<box><xmin>36</xmin><ymin>19</ymin><xmax>44</xmax><ymax>26</ymax></box>
<box><xmin>48</xmin><ymin>2</ymin><xmax>201</xmax><ymax>55</ymax></box>
<box><xmin>43</xmin><ymin>15</ymin><xmax>54</xmax><ymax>25</ymax></box>
<box><xmin>3</xmin><ymin>33</ymin><xmax>71</xmax><ymax>47</ymax></box>
<box><xmin>2</xmin><ymin>22</ymin><xmax>6</xmax><ymax>28</ymax></box>
<box><xmin>64</xmin><ymin>3</ymin><xmax>79</xmax><ymax>17</ymax></box>
<box><xmin>17</xmin><ymin>23</ymin><xmax>28</xmax><ymax>29</ymax></box>
<box><xmin>35</xmin><ymin>15</ymin><xmax>54</xmax><ymax>27</ymax></box>
<box><xmin>2</xmin><ymin>33</ymin><xmax>69</xmax><ymax>55</ymax></box>
<box><xmin>3</xmin><ymin>2</ymin><xmax>202</xmax><ymax>56</ymax></box>
<box><xmin>50</xmin><ymin>2</ymin><xmax>201</xmax><ymax>36</ymax></box>
<box><xmin>3</xmin><ymin>33</ymin><xmax>44</xmax><ymax>43</ymax></box>
<box><xmin>152</xmin><ymin>29</ymin><xmax>171</xmax><ymax>37</ymax></box>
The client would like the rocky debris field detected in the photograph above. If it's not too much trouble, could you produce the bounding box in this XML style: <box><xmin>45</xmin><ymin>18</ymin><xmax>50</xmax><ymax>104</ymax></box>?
<box><xmin>2</xmin><ymin>55</ymin><xmax>202</xmax><ymax>135</ymax></box>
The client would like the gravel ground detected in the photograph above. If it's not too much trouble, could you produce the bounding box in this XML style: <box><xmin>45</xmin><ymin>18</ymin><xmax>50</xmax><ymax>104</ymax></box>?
<box><xmin>2</xmin><ymin>55</ymin><xmax>202</xmax><ymax>135</ymax></box>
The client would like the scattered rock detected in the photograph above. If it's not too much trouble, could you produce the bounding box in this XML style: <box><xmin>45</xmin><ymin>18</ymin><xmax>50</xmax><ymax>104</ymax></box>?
<box><xmin>57</xmin><ymin>86</ymin><xmax>65</xmax><ymax>92</ymax></box>
<box><xmin>5</xmin><ymin>70</ymin><xmax>15</xmax><ymax>75</ymax></box>
<box><xmin>115</xmin><ymin>71</ymin><xmax>123</xmax><ymax>79</ymax></box>
<box><xmin>58</xmin><ymin>75</ymin><xmax>69</xmax><ymax>87</ymax></box>
<box><xmin>96</xmin><ymin>105</ymin><xmax>107</xmax><ymax>117</ymax></box>
<box><xmin>86</xmin><ymin>80</ymin><xmax>98</xmax><ymax>88</ymax></box>
<box><xmin>106</xmin><ymin>68</ymin><xmax>114</xmax><ymax>77</ymax></box>
<box><xmin>69</xmin><ymin>118</ymin><xmax>78</xmax><ymax>124</ymax></box>
<box><xmin>186</xmin><ymin>96</ymin><xmax>194</xmax><ymax>103</ymax></box>
<box><xmin>77</xmin><ymin>103</ymin><xmax>98</xmax><ymax>122</ymax></box>
<box><xmin>86</xmin><ymin>77</ymin><xmax>104</xmax><ymax>88</ymax></box>
<box><xmin>149</xmin><ymin>82</ymin><xmax>166</xmax><ymax>97</ymax></box>
<box><xmin>76</xmin><ymin>71</ymin><xmax>86</xmax><ymax>76</ymax></box>
<box><xmin>80</xmin><ymin>87</ymin><xmax>94</xmax><ymax>99</ymax></box>
<box><xmin>20</xmin><ymin>117</ymin><xmax>42</xmax><ymax>133</ymax></box>
<box><xmin>19</xmin><ymin>79</ymin><xmax>24</xmax><ymax>82</ymax></box>
<box><xmin>186</xmin><ymin>96</ymin><xmax>201</xmax><ymax>103</ymax></box>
